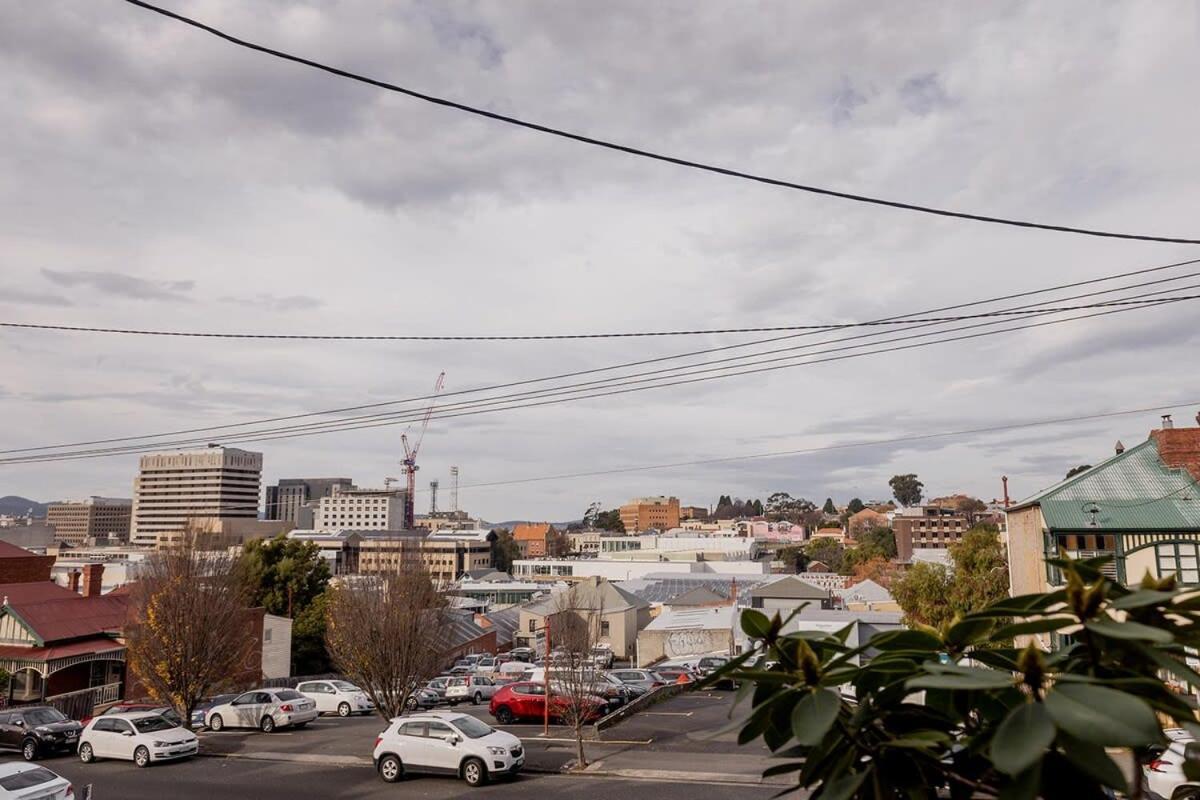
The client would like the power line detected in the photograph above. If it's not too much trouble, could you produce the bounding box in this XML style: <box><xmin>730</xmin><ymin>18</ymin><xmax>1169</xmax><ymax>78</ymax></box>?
<box><xmin>4</xmin><ymin>293</ymin><xmax>1193</xmax><ymax>464</ymax></box>
<box><xmin>7</xmin><ymin>257</ymin><xmax>1199</xmax><ymax>455</ymax></box>
<box><xmin>121</xmin><ymin>0</ymin><xmax>1200</xmax><ymax>245</ymax></box>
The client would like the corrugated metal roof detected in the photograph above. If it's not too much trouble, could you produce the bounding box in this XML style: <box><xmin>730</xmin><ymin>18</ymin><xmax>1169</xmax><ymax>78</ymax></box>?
<box><xmin>1011</xmin><ymin>438</ymin><xmax>1200</xmax><ymax>530</ymax></box>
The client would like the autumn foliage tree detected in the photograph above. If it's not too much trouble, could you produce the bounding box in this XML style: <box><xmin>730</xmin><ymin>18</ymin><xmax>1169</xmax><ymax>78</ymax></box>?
<box><xmin>892</xmin><ymin>526</ymin><xmax>1009</xmax><ymax>628</ymax></box>
<box><xmin>325</xmin><ymin>557</ymin><xmax>451</xmax><ymax>720</ymax></box>
<box><xmin>125</xmin><ymin>532</ymin><xmax>257</xmax><ymax>729</ymax></box>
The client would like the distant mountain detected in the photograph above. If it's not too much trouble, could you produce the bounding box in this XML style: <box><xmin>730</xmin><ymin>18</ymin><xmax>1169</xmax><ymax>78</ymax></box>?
<box><xmin>0</xmin><ymin>496</ymin><xmax>50</xmax><ymax>517</ymax></box>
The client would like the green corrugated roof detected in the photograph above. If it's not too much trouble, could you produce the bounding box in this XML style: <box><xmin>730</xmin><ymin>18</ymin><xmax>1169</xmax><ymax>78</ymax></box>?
<box><xmin>1010</xmin><ymin>438</ymin><xmax>1200</xmax><ymax>530</ymax></box>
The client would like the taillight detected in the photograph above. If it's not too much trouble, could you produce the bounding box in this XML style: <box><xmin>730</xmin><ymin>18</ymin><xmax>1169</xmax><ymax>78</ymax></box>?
<box><xmin>65</xmin><ymin>785</ymin><xmax>74</xmax><ymax>799</ymax></box>
<box><xmin>280</xmin><ymin>704</ymin><xmax>294</xmax><ymax>713</ymax></box>
<box><xmin>374</xmin><ymin>736</ymin><xmax>383</xmax><ymax>749</ymax></box>
<box><xmin>1147</xmin><ymin>759</ymin><xmax>1173</xmax><ymax>772</ymax></box>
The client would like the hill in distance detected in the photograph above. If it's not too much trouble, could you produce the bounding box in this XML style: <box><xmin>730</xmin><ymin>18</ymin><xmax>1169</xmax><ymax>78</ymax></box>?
<box><xmin>0</xmin><ymin>496</ymin><xmax>51</xmax><ymax>517</ymax></box>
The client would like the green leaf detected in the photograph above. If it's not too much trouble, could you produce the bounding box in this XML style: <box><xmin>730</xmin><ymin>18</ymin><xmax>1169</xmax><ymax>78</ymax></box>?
<box><xmin>1057</xmin><ymin>733</ymin><xmax>1129</xmax><ymax>793</ymax></box>
<box><xmin>907</xmin><ymin>669</ymin><xmax>1015</xmax><ymax>691</ymax></box>
<box><xmin>1109</xmin><ymin>589</ymin><xmax>1176</xmax><ymax>609</ymax></box>
<box><xmin>742</xmin><ymin>609</ymin><xmax>772</xmax><ymax>640</ymax></box>
<box><xmin>868</xmin><ymin>629</ymin><xmax>943</xmax><ymax>652</ymax></box>
<box><xmin>998</xmin><ymin>761</ymin><xmax>1041</xmax><ymax>800</ymax></box>
<box><xmin>761</xmin><ymin>761</ymin><xmax>804</xmax><ymax>778</ymax></box>
<box><xmin>1084</xmin><ymin>616</ymin><xmax>1174</xmax><ymax>643</ymax></box>
<box><xmin>991</xmin><ymin>702</ymin><xmax>1056</xmax><ymax>776</ymax></box>
<box><xmin>815</xmin><ymin>770</ymin><xmax>868</xmax><ymax>800</ymax></box>
<box><xmin>991</xmin><ymin>617</ymin><xmax>1077</xmax><ymax>640</ymax></box>
<box><xmin>946</xmin><ymin>617</ymin><xmax>995</xmax><ymax>647</ymax></box>
<box><xmin>1043</xmin><ymin>683</ymin><xmax>1164</xmax><ymax>747</ymax></box>
<box><xmin>790</xmin><ymin>688</ymin><xmax>841</xmax><ymax>746</ymax></box>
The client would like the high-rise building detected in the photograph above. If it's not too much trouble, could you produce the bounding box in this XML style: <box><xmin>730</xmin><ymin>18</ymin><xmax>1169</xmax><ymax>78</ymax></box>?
<box><xmin>265</xmin><ymin>478</ymin><xmax>354</xmax><ymax>523</ymax></box>
<box><xmin>619</xmin><ymin>496</ymin><xmax>681</xmax><ymax>533</ymax></box>
<box><xmin>130</xmin><ymin>447</ymin><xmax>263</xmax><ymax>546</ymax></box>
<box><xmin>315</xmin><ymin>486</ymin><xmax>406</xmax><ymax>531</ymax></box>
<box><xmin>45</xmin><ymin>497</ymin><xmax>132</xmax><ymax>545</ymax></box>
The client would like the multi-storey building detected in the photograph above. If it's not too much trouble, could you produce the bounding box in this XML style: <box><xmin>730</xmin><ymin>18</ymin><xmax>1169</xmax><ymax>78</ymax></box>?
<box><xmin>354</xmin><ymin>529</ymin><xmax>495</xmax><ymax>584</ymax></box>
<box><xmin>893</xmin><ymin>505</ymin><xmax>985</xmax><ymax>562</ymax></box>
<box><xmin>130</xmin><ymin>447</ymin><xmax>262</xmax><ymax>546</ymax></box>
<box><xmin>619</xmin><ymin>496</ymin><xmax>681</xmax><ymax>533</ymax></box>
<box><xmin>45</xmin><ymin>497</ymin><xmax>132</xmax><ymax>545</ymax></box>
<box><xmin>265</xmin><ymin>478</ymin><xmax>354</xmax><ymax>523</ymax></box>
<box><xmin>511</xmin><ymin>523</ymin><xmax>564</xmax><ymax>558</ymax></box>
<box><xmin>315</xmin><ymin>486</ymin><xmax>405</xmax><ymax>531</ymax></box>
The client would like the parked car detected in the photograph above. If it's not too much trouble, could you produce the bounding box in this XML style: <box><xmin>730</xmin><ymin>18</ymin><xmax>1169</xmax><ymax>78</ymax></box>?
<box><xmin>0</xmin><ymin>763</ymin><xmax>73</xmax><ymax>799</ymax></box>
<box><xmin>474</xmin><ymin>656</ymin><xmax>499</xmax><ymax>675</ymax></box>
<box><xmin>549</xmin><ymin>678</ymin><xmax>627</xmax><ymax>711</ymax></box>
<box><xmin>205</xmin><ymin>689</ymin><xmax>319</xmax><ymax>733</ymax></box>
<box><xmin>446</xmin><ymin>676</ymin><xmax>498</xmax><ymax>706</ymax></box>
<box><xmin>191</xmin><ymin>693</ymin><xmax>238</xmax><ymax>728</ymax></box>
<box><xmin>651</xmin><ymin>666</ymin><xmax>698</xmax><ymax>684</ymax></box>
<box><xmin>426</xmin><ymin>677</ymin><xmax>453</xmax><ymax>699</ymax></box>
<box><xmin>78</xmin><ymin>711</ymin><xmax>198</xmax><ymax>768</ymax></box>
<box><xmin>609</xmin><ymin>668</ymin><xmax>666</xmax><ymax>693</ymax></box>
<box><xmin>1147</xmin><ymin>728</ymin><xmax>1200</xmax><ymax>800</ymax></box>
<box><xmin>406</xmin><ymin>688</ymin><xmax>441</xmax><ymax>711</ymax></box>
<box><xmin>448</xmin><ymin>665</ymin><xmax>474</xmax><ymax>676</ymax></box>
<box><xmin>507</xmin><ymin>647</ymin><xmax>534</xmax><ymax>663</ymax></box>
<box><xmin>696</xmin><ymin>655</ymin><xmax>730</xmax><ymax>675</ymax></box>
<box><xmin>94</xmin><ymin>704</ymin><xmax>183</xmax><ymax>728</ymax></box>
<box><xmin>297</xmin><ymin>679</ymin><xmax>376</xmax><ymax>717</ymax></box>
<box><xmin>589</xmin><ymin>645</ymin><xmax>614</xmax><ymax>669</ymax></box>
<box><xmin>488</xmin><ymin>682</ymin><xmax>606</xmax><ymax>725</ymax></box>
<box><xmin>0</xmin><ymin>707</ymin><xmax>83</xmax><ymax>761</ymax></box>
<box><xmin>373</xmin><ymin>711</ymin><xmax>523</xmax><ymax>787</ymax></box>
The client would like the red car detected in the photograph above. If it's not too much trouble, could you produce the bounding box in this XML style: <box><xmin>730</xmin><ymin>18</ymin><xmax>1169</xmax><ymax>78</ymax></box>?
<box><xmin>489</xmin><ymin>682</ymin><xmax>606</xmax><ymax>725</ymax></box>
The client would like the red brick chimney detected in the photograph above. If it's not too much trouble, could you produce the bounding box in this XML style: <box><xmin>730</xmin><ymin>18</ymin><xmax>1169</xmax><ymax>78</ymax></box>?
<box><xmin>68</xmin><ymin>570</ymin><xmax>81</xmax><ymax>594</ymax></box>
<box><xmin>1150</xmin><ymin>414</ymin><xmax>1200</xmax><ymax>481</ymax></box>
<box><xmin>81</xmin><ymin>563</ymin><xmax>104</xmax><ymax>598</ymax></box>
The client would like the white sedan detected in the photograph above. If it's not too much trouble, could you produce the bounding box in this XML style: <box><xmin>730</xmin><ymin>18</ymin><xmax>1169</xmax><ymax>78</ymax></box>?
<box><xmin>297</xmin><ymin>679</ymin><xmax>376</xmax><ymax>717</ymax></box>
<box><xmin>0</xmin><ymin>763</ymin><xmax>73</xmax><ymax>798</ymax></box>
<box><xmin>206</xmin><ymin>688</ymin><xmax>319</xmax><ymax>733</ymax></box>
<box><xmin>78</xmin><ymin>711</ymin><xmax>198</xmax><ymax>768</ymax></box>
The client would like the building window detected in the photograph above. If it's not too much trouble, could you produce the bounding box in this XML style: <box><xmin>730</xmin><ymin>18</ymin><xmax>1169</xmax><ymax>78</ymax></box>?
<box><xmin>1156</xmin><ymin>542</ymin><xmax>1200</xmax><ymax>585</ymax></box>
<box><xmin>600</xmin><ymin>621</ymin><xmax>610</xmax><ymax>637</ymax></box>
<box><xmin>528</xmin><ymin>619</ymin><xmax>537</xmax><ymax>633</ymax></box>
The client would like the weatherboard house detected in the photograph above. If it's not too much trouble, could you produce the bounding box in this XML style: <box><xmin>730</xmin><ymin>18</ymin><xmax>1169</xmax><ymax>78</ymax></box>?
<box><xmin>1007</xmin><ymin>416</ymin><xmax>1200</xmax><ymax>598</ymax></box>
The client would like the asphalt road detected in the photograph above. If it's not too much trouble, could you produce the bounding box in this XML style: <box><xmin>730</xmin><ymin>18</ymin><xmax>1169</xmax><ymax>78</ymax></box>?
<box><xmin>40</xmin><ymin>756</ymin><xmax>784</xmax><ymax>800</ymax></box>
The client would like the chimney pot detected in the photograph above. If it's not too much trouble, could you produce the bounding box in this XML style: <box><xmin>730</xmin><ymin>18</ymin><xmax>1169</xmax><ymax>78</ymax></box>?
<box><xmin>81</xmin><ymin>563</ymin><xmax>104</xmax><ymax>598</ymax></box>
<box><xmin>1163</xmin><ymin>414</ymin><xmax>1174</xmax><ymax>430</ymax></box>
<box><xmin>1115</xmin><ymin>440</ymin><xmax>1125</xmax><ymax>455</ymax></box>
<box><xmin>68</xmin><ymin>570</ymin><xmax>81</xmax><ymax>593</ymax></box>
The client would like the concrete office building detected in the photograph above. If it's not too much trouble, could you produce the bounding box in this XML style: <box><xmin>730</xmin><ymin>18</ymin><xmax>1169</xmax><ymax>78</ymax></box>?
<box><xmin>46</xmin><ymin>497</ymin><xmax>132</xmax><ymax>546</ymax></box>
<box><xmin>130</xmin><ymin>447</ymin><xmax>263</xmax><ymax>546</ymax></box>
<box><xmin>265</xmin><ymin>478</ymin><xmax>354</xmax><ymax>523</ymax></box>
<box><xmin>315</xmin><ymin>486</ymin><xmax>406</xmax><ymax>531</ymax></box>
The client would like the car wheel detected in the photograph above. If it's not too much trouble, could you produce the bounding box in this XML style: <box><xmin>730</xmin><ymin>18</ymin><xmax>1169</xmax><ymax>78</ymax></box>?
<box><xmin>495</xmin><ymin>707</ymin><xmax>514</xmax><ymax>725</ymax></box>
<box><xmin>338</xmin><ymin>702</ymin><xmax>352</xmax><ymax>718</ymax></box>
<box><xmin>260</xmin><ymin>715</ymin><xmax>276</xmax><ymax>733</ymax></box>
<box><xmin>208</xmin><ymin>714</ymin><xmax>224</xmax><ymax>732</ymax></box>
<box><xmin>79</xmin><ymin>742</ymin><xmax>95</xmax><ymax>764</ymax></box>
<box><xmin>378</xmin><ymin>754</ymin><xmax>403</xmax><ymax>783</ymax></box>
<box><xmin>21</xmin><ymin>739</ymin><xmax>38</xmax><ymax>761</ymax></box>
<box><xmin>406</xmin><ymin>697</ymin><xmax>417</xmax><ymax>710</ymax></box>
<box><xmin>472</xmin><ymin>692</ymin><xmax>482</xmax><ymax>705</ymax></box>
<box><xmin>134</xmin><ymin>746</ymin><xmax>151</xmax><ymax>768</ymax></box>
<box><xmin>462</xmin><ymin>757</ymin><xmax>488</xmax><ymax>787</ymax></box>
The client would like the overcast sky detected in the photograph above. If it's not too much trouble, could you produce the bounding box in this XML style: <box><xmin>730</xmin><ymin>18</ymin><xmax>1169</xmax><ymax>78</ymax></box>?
<box><xmin>3</xmin><ymin>1</ymin><xmax>1199</xmax><ymax>521</ymax></box>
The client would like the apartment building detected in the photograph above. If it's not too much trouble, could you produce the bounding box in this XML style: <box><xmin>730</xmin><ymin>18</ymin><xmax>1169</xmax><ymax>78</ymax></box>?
<box><xmin>265</xmin><ymin>478</ymin><xmax>354</xmax><ymax>523</ymax></box>
<box><xmin>619</xmin><ymin>496</ymin><xmax>681</xmax><ymax>533</ymax></box>
<box><xmin>315</xmin><ymin>486</ymin><xmax>405</xmax><ymax>531</ymax></box>
<box><xmin>46</xmin><ymin>497</ymin><xmax>132</xmax><ymax>545</ymax></box>
<box><xmin>354</xmin><ymin>529</ymin><xmax>495</xmax><ymax>584</ymax></box>
<box><xmin>130</xmin><ymin>447</ymin><xmax>262</xmax><ymax>546</ymax></box>
<box><xmin>893</xmin><ymin>505</ymin><xmax>982</xmax><ymax>561</ymax></box>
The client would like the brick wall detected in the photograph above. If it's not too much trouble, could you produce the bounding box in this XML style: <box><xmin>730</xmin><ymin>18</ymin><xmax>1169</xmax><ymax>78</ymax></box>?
<box><xmin>0</xmin><ymin>554</ymin><xmax>55</xmax><ymax>584</ymax></box>
<box><xmin>1151</xmin><ymin>428</ymin><xmax>1200</xmax><ymax>481</ymax></box>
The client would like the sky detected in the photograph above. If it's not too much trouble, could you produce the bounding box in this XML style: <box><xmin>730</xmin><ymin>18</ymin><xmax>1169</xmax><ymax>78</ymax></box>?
<box><xmin>2</xmin><ymin>1</ymin><xmax>1200</xmax><ymax>522</ymax></box>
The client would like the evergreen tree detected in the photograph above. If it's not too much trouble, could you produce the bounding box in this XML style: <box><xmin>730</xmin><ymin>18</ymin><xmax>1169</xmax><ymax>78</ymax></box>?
<box><xmin>822</xmin><ymin>497</ymin><xmax>836</xmax><ymax>514</ymax></box>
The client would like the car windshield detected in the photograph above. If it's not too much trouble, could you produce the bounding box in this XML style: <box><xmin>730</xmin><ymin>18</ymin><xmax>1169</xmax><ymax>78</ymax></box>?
<box><xmin>452</xmin><ymin>716</ymin><xmax>494</xmax><ymax>739</ymax></box>
<box><xmin>0</xmin><ymin>767</ymin><xmax>57</xmax><ymax>791</ymax></box>
<box><xmin>331</xmin><ymin>681</ymin><xmax>359</xmax><ymax>692</ymax></box>
<box><xmin>22</xmin><ymin>709</ymin><xmax>66</xmax><ymax>726</ymax></box>
<box><xmin>275</xmin><ymin>690</ymin><xmax>303</xmax><ymax>701</ymax></box>
<box><xmin>448</xmin><ymin>678</ymin><xmax>468</xmax><ymax>687</ymax></box>
<box><xmin>134</xmin><ymin>716</ymin><xmax>176</xmax><ymax>733</ymax></box>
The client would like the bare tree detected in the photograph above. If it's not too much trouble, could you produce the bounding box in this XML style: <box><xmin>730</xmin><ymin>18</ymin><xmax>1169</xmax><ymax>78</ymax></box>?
<box><xmin>548</xmin><ymin>583</ymin><xmax>608</xmax><ymax>768</ymax></box>
<box><xmin>125</xmin><ymin>530</ymin><xmax>257</xmax><ymax>729</ymax></box>
<box><xmin>325</xmin><ymin>556</ymin><xmax>451</xmax><ymax>720</ymax></box>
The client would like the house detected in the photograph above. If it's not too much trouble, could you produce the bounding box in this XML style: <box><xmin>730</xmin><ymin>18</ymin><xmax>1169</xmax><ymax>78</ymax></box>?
<box><xmin>1008</xmin><ymin>416</ymin><xmax>1200</xmax><ymax>597</ymax></box>
<box><xmin>477</xmin><ymin>607</ymin><xmax>520</xmax><ymax>652</ymax></box>
<box><xmin>511</xmin><ymin>523</ymin><xmax>563</xmax><ymax>558</ymax></box>
<box><xmin>836</xmin><ymin>579</ymin><xmax>900</xmax><ymax>612</ymax></box>
<box><xmin>442</xmin><ymin>609</ymin><xmax>498</xmax><ymax>663</ymax></box>
<box><xmin>663</xmin><ymin>585</ymin><xmax>730</xmax><ymax>610</ymax></box>
<box><xmin>780</xmin><ymin>609</ymin><xmax>904</xmax><ymax>665</ymax></box>
<box><xmin>637</xmin><ymin>606</ymin><xmax>741</xmax><ymax>666</ymax></box>
<box><xmin>515</xmin><ymin>576</ymin><xmax>651</xmax><ymax>658</ymax></box>
<box><xmin>748</xmin><ymin>576</ymin><xmax>834</xmax><ymax>612</ymax></box>
<box><xmin>847</xmin><ymin>509</ymin><xmax>889</xmax><ymax>540</ymax></box>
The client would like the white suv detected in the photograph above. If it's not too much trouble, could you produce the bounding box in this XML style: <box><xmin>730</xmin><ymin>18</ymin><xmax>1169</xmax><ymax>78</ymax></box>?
<box><xmin>445</xmin><ymin>675</ymin><xmax>497</xmax><ymax>706</ymax></box>
<box><xmin>373</xmin><ymin>711</ymin><xmax>523</xmax><ymax>787</ymax></box>
<box><xmin>297</xmin><ymin>679</ymin><xmax>375</xmax><ymax>717</ymax></box>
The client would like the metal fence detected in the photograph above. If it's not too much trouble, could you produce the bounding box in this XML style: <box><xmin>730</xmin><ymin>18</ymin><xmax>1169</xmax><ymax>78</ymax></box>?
<box><xmin>45</xmin><ymin>682</ymin><xmax>122</xmax><ymax>720</ymax></box>
<box><xmin>261</xmin><ymin>673</ymin><xmax>341</xmax><ymax>689</ymax></box>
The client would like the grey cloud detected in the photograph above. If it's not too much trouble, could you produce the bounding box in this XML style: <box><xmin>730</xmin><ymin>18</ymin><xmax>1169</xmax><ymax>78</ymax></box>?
<box><xmin>0</xmin><ymin>289</ymin><xmax>73</xmax><ymax>307</ymax></box>
<box><xmin>900</xmin><ymin>73</ymin><xmax>953</xmax><ymax>115</ymax></box>
<box><xmin>40</xmin><ymin>269</ymin><xmax>194</xmax><ymax>301</ymax></box>
<box><xmin>220</xmin><ymin>293</ymin><xmax>324</xmax><ymax>312</ymax></box>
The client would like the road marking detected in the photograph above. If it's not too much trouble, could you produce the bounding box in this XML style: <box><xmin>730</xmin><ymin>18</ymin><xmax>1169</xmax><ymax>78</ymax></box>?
<box><xmin>532</xmin><ymin>737</ymin><xmax>654</xmax><ymax>745</ymax></box>
<box><xmin>639</xmin><ymin>711</ymin><xmax>693</xmax><ymax>717</ymax></box>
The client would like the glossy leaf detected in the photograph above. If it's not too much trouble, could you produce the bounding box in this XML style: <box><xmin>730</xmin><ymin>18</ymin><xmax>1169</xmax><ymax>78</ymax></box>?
<box><xmin>907</xmin><ymin>669</ymin><xmax>1015</xmax><ymax>690</ymax></box>
<box><xmin>1109</xmin><ymin>589</ymin><xmax>1176</xmax><ymax>609</ymax></box>
<box><xmin>790</xmin><ymin>688</ymin><xmax>841</xmax><ymax>746</ymax></box>
<box><xmin>1057</xmin><ymin>733</ymin><xmax>1128</xmax><ymax>793</ymax></box>
<box><xmin>815</xmin><ymin>770</ymin><xmax>867</xmax><ymax>800</ymax></box>
<box><xmin>1043</xmin><ymin>683</ymin><xmax>1163</xmax><ymax>747</ymax></box>
<box><xmin>991</xmin><ymin>703</ymin><xmax>1055</xmax><ymax>776</ymax></box>
<box><xmin>1084</xmin><ymin>616</ymin><xmax>1173</xmax><ymax>643</ymax></box>
<box><xmin>946</xmin><ymin>617</ymin><xmax>995</xmax><ymax>647</ymax></box>
<box><xmin>742</xmin><ymin>609</ymin><xmax>772</xmax><ymax>640</ymax></box>
<box><xmin>990</xmin><ymin>617</ymin><xmax>1077</xmax><ymax>640</ymax></box>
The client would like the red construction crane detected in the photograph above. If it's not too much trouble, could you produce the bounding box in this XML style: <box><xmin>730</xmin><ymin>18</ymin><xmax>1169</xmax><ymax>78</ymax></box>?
<box><xmin>400</xmin><ymin>372</ymin><xmax>445</xmax><ymax>530</ymax></box>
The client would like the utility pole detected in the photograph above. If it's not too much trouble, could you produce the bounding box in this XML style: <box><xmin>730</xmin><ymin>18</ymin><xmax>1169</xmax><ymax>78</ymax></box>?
<box><xmin>543</xmin><ymin>617</ymin><xmax>552</xmax><ymax>736</ymax></box>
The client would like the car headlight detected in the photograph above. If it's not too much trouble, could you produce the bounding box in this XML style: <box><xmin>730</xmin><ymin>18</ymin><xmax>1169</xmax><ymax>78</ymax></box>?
<box><xmin>487</xmin><ymin>746</ymin><xmax>509</xmax><ymax>755</ymax></box>
<box><xmin>153</xmin><ymin>741</ymin><xmax>169</xmax><ymax>747</ymax></box>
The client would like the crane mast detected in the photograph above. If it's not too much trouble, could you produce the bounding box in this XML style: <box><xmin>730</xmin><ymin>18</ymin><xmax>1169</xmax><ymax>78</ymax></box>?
<box><xmin>401</xmin><ymin>372</ymin><xmax>445</xmax><ymax>529</ymax></box>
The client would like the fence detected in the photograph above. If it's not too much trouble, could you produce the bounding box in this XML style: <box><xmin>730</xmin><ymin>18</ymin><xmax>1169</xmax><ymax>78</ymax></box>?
<box><xmin>45</xmin><ymin>682</ymin><xmax>122</xmax><ymax>720</ymax></box>
<box><xmin>262</xmin><ymin>673</ymin><xmax>341</xmax><ymax>689</ymax></box>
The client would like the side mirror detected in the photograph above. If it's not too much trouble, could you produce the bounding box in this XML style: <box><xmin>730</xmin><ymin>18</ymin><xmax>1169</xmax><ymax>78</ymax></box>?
<box><xmin>13</xmin><ymin>720</ymin><xmax>24</xmax><ymax>728</ymax></box>
<box><xmin>122</xmin><ymin>731</ymin><xmax>135</xmax><ymax>737</ymax></box>
<box><xmin>450</xmin><ymin>735</ymin><xmax>461</xmax><ymax>746</ymax></box>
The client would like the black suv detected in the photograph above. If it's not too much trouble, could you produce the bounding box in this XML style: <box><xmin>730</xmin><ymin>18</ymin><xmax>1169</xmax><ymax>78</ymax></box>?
<box><xmin>0</xmin><ymin>706</ymin><xmax>83</xmax><ymax>760</ymax></box>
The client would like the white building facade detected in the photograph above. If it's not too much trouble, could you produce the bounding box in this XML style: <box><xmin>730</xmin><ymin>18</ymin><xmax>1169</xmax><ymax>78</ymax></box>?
<box><xmin>315</xmin><ymin>487</ymin><xmax>405</xmax><ymax>531</ymax></box>
<box><xmin>131</xmin><ymin>447</ymin><xmax>262</xmax><ymax>546</ymax></box>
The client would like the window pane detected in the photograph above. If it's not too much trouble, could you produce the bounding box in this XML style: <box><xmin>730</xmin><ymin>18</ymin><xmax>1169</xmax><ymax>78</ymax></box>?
<box><xmin>1185</xmin><ymin>571</ymin><xmax>1200</xmax><ymax>585</ymax></box>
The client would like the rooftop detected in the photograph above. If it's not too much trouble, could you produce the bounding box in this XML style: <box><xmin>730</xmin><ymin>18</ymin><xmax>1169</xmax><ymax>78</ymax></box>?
<box><xmin>645</xmin><ymin>605</ymin><xmax>738</xmax><ymax>631</ymax></box>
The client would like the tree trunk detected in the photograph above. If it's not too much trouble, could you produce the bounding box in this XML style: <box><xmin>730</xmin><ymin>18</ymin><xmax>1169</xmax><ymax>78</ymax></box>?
<box><xmin>575</xmin><ymin>723</ymin><xmax>586</xmax><ymax>768</ymax></box>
